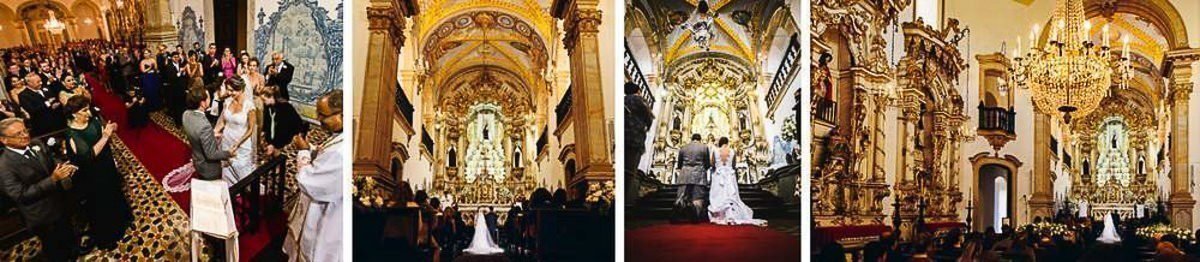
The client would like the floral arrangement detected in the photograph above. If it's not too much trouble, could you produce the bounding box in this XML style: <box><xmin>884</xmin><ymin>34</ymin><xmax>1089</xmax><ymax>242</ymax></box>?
<box><xmin>1136</xmin><ymin>224</ymin><xmax>1195</xmax><ymax>241</ymax></box>
<box><xmin>1025</xmin><ymin>222</ymin><xmax>1071</xmax><ymax>237</ymax></box>
<box><xmin>352</xmin><ymin>176</ymin><xmax>387</xmax><ymax>208</ymax></box>
<box><xmin>586</xmin><ymin>181</ymin><xmax>615</xmax><ymax>204</ymax></box>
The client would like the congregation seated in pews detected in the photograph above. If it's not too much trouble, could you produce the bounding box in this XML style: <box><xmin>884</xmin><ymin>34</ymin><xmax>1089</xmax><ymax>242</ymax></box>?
<box><xmin>815</xmin><ymin>212</ymin><xmax>1200</xmax><ymax>262</ymax></box>
<box><xmin>354</xmin><ymin>181</ymin><xmax>615</xmax><ymax>261</ymax></box>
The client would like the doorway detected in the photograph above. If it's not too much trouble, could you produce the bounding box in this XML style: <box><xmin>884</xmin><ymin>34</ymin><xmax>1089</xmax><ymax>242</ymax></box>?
<box><xmin>210</xmin><ymin>0</ymin><xmax>247</xmax><ymax>50</ymax></box>
<box><xmin>979</xmin><ymin>164</ymin><xmax>1012</xmax><ymax>233</ymax></box>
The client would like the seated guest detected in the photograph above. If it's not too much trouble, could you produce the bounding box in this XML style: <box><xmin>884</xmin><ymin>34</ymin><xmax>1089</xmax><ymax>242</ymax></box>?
<box><xmin>18</xmin><ymin>73</ymin><xmax>65</xmax><ymax>138</ymax></box>
<box><xmin>63</xmin><ymin>96</ymin><xmax>132</xmax><ymax>250</ymax></box>
<box><xmin>7</xmin><ymin>77</ymin><xmax>25</xmax><ymax>104</ymax></box>
<box><xmin>1156</xmin><ymin>234</ymin><xmax>1188</xmax><ymax>262</ymax></box>
<box><xmin>0</xmin><ymin>117</ymin><xmax>82</xmax><ymax>261</ymax></box>
<box><xmin>261</xmin><ymin>85</ymin><xmax>302</xmax><ymax>156</ymax></box>
<box><xmin>58</xmin><ymin>76</ymin><xmax>90</xmax><ymax>106</ymax></box>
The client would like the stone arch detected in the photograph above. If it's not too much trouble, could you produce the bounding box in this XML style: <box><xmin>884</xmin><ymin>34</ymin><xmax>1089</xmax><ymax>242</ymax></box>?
<box><xmin>70</xmin><ymin>0</ymin><xmax>103</xmax><ymax>40</ymax></box>
<box><xmin>969</xmin><ymin>153</ymin><xmax>1024</xmax><ymax>231</ymax></box>
<box><xmin>1084</xmin><ymin>0</ymin><xmax>1189</xmax><ymax>50</ymax></box>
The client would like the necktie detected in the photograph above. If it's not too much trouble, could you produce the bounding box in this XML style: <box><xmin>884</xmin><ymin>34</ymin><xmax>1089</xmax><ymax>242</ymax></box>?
<box><xmin>23</xmin><ymin>150</ymin><xmax>35</xmax><ymax>160</ymax></box>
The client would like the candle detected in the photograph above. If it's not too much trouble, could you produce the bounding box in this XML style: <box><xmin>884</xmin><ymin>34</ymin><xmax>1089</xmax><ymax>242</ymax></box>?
<box><xmin>1122</xmin><ymin>35</ymin><xmax>1130</xmax><ymax>58</ymax></box>
<box><xmin>1102</xmin><ymin>24</ymin><xmax>1110</xmax><ymax>47</ymax></box>
<box><xmin>1016</xmin><ymin>36</ymin><xmax>1022</xmax><ymax>57</ymax></box>
<box><xmin>1082</xmin><ymin>21</ymin><xmax>1091</xmax><ymax>43</ymax></box>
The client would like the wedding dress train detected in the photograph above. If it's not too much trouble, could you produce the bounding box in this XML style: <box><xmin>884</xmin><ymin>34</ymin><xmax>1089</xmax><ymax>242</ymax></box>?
<box><xmin>1097</xmin><ymin>212</ymin><xmax>1122</xmax><ymax>244</ymax></box>
<box><xmin>463</xmin><ymin>210</ymin><xmax>504</xmax><ymax>255</ymax></box>
<box><xmin>708</xmin><ymin>148</ymin><xmax>767</xmax><ymax>226</ymax></box>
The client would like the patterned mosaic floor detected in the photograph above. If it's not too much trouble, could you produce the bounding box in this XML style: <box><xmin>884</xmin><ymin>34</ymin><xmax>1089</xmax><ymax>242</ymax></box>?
<box><xmin>1</xmin><ymin>137</ymin><xmax>195</xmax><ymax>261</ymax></box>
<box><xmin>3</xmin><ymin>112</ymin><xmax>330</xmax><ymax>260</ymax></box>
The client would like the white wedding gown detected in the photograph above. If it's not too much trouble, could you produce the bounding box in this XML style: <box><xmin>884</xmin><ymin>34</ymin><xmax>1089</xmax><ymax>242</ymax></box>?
<box><xmin>221</xmin><ymin>93</ymin><xmax>256</xmax><ymax>185</ymax></box>
<box><xmin>463</xmin><ymin>211</ymin><xmax>504</xmax><ymax>255</ymax></box>
<box><xmin>708</xmin><ymin>148</ymin><xmax>767</xmax><ymax>226</ymax></box>
<box><xmin>1097</xmin><ymin>212</ymin><xmax>1122</xmax><ymax>244</ymax></box>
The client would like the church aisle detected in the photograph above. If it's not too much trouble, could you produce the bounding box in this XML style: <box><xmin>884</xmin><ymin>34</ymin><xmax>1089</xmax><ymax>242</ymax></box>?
<box><xmin>626</xmin><ymin>224</ymin><xmax>800</xmax><ymax>262</ymax></box>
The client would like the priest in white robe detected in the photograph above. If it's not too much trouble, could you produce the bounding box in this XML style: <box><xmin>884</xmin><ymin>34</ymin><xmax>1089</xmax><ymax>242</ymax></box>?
<box><xmin>284</xmin><ymin>91</ymin><xmax>344</xmax><ymax>261</ymax></box>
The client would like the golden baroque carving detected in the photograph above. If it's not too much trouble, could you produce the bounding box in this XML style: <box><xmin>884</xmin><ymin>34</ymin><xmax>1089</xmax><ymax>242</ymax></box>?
<box><xmin>367</xmin><ymin>6</ymin><xmax>407</xmax><ymax>49</ymax></box>
<box><xmin>562</xmin><ymin>8</ymin><xmax>603</xmax><ymax>52</ymax></box>
<box><xmin>811</xmin><ymin>0</ymin><xmax>913</xmax><ymax>76</ymax></box>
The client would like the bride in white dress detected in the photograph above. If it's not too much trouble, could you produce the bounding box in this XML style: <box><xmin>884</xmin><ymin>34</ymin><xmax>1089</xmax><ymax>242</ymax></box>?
<box><xmin>214</xmin><ymin>79</ymin><xmax>258</xmax><ymax>185</ymax></box>
<box><xmin>708</xmin><ymin>137</ymin><xmax>767</xmax><ymax>226</ymax></box>
<box><xmin>464</xmin><ymin>208</ymin><xmax>504</xmax><ymax>255</ymax></box>
<box><xmin>1096</xmin><ymin>212</ymin><xmax>1122</xmax><ymax>244</ymax></box>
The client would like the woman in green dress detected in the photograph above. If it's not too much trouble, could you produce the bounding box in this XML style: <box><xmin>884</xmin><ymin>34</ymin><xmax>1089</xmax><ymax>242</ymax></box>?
<box><xmin>63</xmin><ymin>96</ymin><xmax>132</xmax><ymax>250</ymax></box>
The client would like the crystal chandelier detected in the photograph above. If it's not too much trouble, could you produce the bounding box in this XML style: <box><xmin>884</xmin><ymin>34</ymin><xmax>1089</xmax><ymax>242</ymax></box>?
<box><xmin>43</xmin><ymin>10</ymin><xmax>65</xmax><ymax>34</ymax></box>
<box><xmin>1007</xmin><ymin>0</ymin><xmax>1131</xmax><ymax>123</ymax></box>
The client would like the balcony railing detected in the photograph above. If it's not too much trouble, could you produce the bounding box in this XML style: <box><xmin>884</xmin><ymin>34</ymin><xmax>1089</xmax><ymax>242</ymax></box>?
<box><xmin>624</xmin><ymin>41</ymin><xmax>655</xmax><ymax>106</ymax></box>
<box><xmin>814</xmin><ymin>96</ymin><xmax>837</xmax><ymax>124</ymax></box>
<box><xmin>556</xmin><ymin>85</ymin><xmax>573</xmax><ymax>125</ymax></box>
<box><xmin>977</xmin><ymin>104</ymin><xmax>1015</xmax><ymax>135</ymax></box>
<box><xmin>422</xmin><ymin>127</ymin><xmax>434</xmax><ymax>154</ymax></box>
<box><xmin>536</xmin><ymin>126</ymin><xmax>548</xmax><ymax>156</ymax></box>
<box><xmin>766</xmin><ymin>33</ymin><xmax>800</xmax><ymax>112</ymax></box>
<box><xmin>395</xmin><ymin>82</ymin><xmax>414</xmax><ymax>128</ymax></box>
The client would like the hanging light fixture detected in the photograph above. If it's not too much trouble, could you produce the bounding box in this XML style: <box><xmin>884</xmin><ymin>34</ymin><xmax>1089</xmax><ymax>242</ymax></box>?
<box><xmin>43</xmin><ymin>10</ymin><xmax>66</xmax><ymax>34</ymax></box>
<box><xmin>1007</xmin><ymin>0</ymin><xmax>1132</xmax><ymax>123</ymax></box>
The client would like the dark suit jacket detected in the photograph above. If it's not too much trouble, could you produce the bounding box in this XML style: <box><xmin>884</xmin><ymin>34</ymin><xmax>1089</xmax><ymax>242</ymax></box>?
<box><xmin>485</xmin><ymin>212</ymin><xmax>499</xmax><ymax>231</ymax></box>
<box><xmin>18</xmin><ymin>88</ymin><xmax>65</xmax><ymax>137</ymax></box>
<box><xmin>0</xmin><ymin>140</ymin><xmax>72</xmax><ymax>228</ymax></box>
<box><xmin>275</xmin><ymin>61</ymin><xmax>294</xmax><ymax>87</ymax></box>
<box><xmin>262</xmin><ymin>102</ymin><xmax>304</xmax><ymax>148</ymax></box>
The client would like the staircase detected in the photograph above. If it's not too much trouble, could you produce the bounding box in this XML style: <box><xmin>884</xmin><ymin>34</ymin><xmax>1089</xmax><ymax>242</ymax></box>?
<box><xmin>631</xmin><ymin>184</ymin><xmax>789</xmax><ymax>219</ymax></box>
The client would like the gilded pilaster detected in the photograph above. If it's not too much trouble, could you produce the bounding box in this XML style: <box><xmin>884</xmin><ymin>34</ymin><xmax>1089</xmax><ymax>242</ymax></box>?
<box><xmin>1166</xmin><ymin>48</ymin><xmax>1199</xmax><ymax>228</ymax></box>
<box><xmin>354</xmin><ymin>0</ymin><xmax>417</xmax><ymax>182</ymax></box>
<box><xmin>553</xmin><ymin>0</ymin><xmax>614</xmax><ymax>197</ymax></box>
<box><xmin>142</xmin><ymin>0</ymin><xmax>177</xmax><ymax>47</ymax></box>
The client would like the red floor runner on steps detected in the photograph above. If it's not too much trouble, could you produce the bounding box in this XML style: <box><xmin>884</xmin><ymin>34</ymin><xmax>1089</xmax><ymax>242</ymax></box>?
<box><xmin>86</xmin><ymin>74</ymin><xmax>283</xmax><ymax>261</ymax></box>
<box><xmin>626</xmin><ymin>224</ymin><xmax>800</xmax><ymax>262</ymax></box>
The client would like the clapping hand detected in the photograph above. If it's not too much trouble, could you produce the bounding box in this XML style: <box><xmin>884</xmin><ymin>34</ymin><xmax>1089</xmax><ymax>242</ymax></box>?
<box><xmin>52</xmin><ymin>162</ymin><xmax>78</xmax><ymax>181</ymax></box>
<box><xmin>102</xmin><ymin>121</ymin><xmax>117</xmax><ymax>138</ymax></box>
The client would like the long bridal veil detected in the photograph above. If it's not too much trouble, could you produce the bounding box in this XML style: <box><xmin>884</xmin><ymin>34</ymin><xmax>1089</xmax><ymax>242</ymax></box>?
<box><xmin>463</xmin><ymin>209</ymin><xmax>504</xmax><ymax>255</ymax></box>
<box><xmin>1096</xmin><ymin>212</ymin><xmax>1122</xmax><ymax>244</ymax></box>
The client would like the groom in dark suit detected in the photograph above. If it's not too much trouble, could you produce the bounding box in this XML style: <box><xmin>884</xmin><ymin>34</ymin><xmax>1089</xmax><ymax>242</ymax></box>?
<box><xmin>0</xmin><ymin>118</ymin><xmax>81</xmax><ymax>261</ymax></box>
<box><xmin>676</xmin><ymin>134</ymin><xmax>712</xmax><ymax>223</ymax></box>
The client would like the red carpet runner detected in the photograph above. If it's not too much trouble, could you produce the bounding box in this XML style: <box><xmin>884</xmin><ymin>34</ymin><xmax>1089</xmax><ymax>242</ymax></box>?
<box><xmin>626</xmin><ymin>224</ymin><xmax>800</xmax><ymax>262</ymax></box>
<box><xmin>86</xmin><ymin>74</ymin><xmax>282</xmax><ymax>261</ymax></box>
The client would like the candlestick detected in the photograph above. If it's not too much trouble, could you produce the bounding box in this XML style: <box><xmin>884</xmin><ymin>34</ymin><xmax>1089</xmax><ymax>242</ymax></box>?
<box><xmin>1082</xmin><ymin>21</ymin><xmax>1091</xmax><ymax>43</ymax></box>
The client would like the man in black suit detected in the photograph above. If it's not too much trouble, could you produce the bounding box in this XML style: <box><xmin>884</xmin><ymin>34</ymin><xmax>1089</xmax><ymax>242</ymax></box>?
<box><xmin>270</xmin><ymin>52</ymin><xmax>294</xmax><ymax>102</ymax></box>
<box><xmin>203</xmin><ymin>44</ymin><xmax>220</xmax><ymax>85</ymax></box>
<box><xmin>18</xmin><ymin>73</ymin><xmax>65</xmax><ymax>138</ymax></box>
<box><xmin>162</xmin><ymin>53</ymin><xmax>185</xmax><ymax>124</ymax></box>
<box><xmin>0</xmin><ymin>118</ymin><xmax>81</xmax><ymax>261</ymax></box>
<box><xmin>485</xmin><ymin>206</ymin><xmax>499</xmax><ymax>241</ymax></box>
<box><xmin>261</xmin><ymin>85</ymin><xmax>303</xmax><ymax>157</ymax></box>
<box><xmin>36</xmin><ymin>62</ymin><xmax>64</xmax><ymax>96</ymax></box>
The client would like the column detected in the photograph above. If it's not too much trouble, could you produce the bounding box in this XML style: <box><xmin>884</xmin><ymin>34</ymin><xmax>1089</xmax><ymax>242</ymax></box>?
<box><xmin>354</xmin><ymin>0</ymin><xmax>416</xmax><ymax>183</ymax></box>
<box><xmin>553</xmin><ymin>0</ymin><xmax>614</xmax><ymax>198</ymax></box>
<box><xmin>1166</xmin><ymin>49</ymin><xmax>1198</xmax><ymax>228</ymax></box>
<box><xmin>1029</xmin><ymin>112</ymin><xmax>1054</xmax><ymax>222</ymax></box>
<box><xmin>142</xmin><ymin>0</ymin><xmax>176</xmax><ymax>46</ymax></box>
